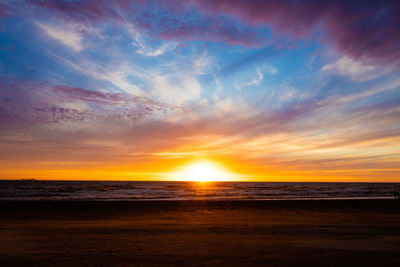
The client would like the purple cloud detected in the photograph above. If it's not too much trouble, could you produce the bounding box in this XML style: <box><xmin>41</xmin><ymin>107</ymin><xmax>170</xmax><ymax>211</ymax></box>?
<box><xmin>191</xmin><ymin>0</ymin><xmax>400</xmax><ymax>66</ymax></box>
<box><xmin>0</xmin><ymin>79</ymin><xmax>173</xmax><ymax>130</ymax></box>
<box><xmin>133</xmin><ymin>6</ymin><xmax>263</xmax><ymax>46</ymax></box>
<box><xmin>10</xmin><ymin>0</ymin><xmax>262</xmax><ymax>47</ymax></box>
<box><xmin>3</xmin><ymin>1</ymin><xmax>399</xmax><ymax>64</ymax></box>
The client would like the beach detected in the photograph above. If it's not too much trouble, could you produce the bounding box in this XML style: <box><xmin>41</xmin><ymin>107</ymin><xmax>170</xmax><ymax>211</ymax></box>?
<box><xmin>1</xmin><ymin>200</ymin><xmax>399</xmax><ymax>266</ymax></box>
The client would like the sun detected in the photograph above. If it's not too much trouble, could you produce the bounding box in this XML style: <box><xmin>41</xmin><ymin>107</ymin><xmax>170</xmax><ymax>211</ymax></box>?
<box><xmin>171</xmin><ymin>160</ymin><xmax>236</xmax><ymax>182</ymax></box>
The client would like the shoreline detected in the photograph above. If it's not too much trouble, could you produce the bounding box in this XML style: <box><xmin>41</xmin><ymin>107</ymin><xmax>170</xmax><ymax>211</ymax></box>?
<box><xmin>1</xmin><ymin>198</ymin><xmax>399</xmax><ymax>209</ymax></box>
<box><xmin>0</xmin><ymin>196</ymin><xmax>396</xmax><ymax>201</ymax></box>
<box><xmin>1</xmin><ymin>198</ymin><xmax>398</xmax><ymax>202</ymax></box>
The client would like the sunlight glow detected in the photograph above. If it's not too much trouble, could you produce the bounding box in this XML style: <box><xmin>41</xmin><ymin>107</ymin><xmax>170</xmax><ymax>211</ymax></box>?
<box><xmin>171</xmin><ymin>160</ymin><xmax>237</xmax><ymax>182</ymax></box>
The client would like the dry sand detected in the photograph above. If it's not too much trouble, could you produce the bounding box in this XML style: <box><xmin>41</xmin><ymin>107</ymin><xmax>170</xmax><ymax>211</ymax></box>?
<box><xmin>0</xmin><ymin>200</ymin><xmax>400</xmax><ymax>266</ymax></box>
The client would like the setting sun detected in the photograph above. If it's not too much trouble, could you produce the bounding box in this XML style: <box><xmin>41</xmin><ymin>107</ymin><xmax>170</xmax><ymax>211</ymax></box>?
<box><xmin>171</xmin><ymin>160</ymin><xmax>237</xmax><ymax>182</ymax></box>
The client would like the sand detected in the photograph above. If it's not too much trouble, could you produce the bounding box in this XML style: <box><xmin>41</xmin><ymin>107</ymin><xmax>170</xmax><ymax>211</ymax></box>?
<box><xmin>0</xmin><ymin>200</ymin><xmax>400</xmax><ymax>266</ymax></box>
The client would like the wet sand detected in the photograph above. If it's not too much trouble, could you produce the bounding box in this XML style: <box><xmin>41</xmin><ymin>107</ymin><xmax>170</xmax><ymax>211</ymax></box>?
<box><xmin>1</xmin><ymin>200</ymin><xmax>399</xmax><ymax>266</ymax></box>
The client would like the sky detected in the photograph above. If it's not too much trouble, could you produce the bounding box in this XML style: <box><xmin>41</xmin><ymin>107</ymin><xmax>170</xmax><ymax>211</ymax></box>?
<box><xmin>0</xmin><ymin>0</ymin><xmax>399</xmax><ymax>182</ymax></box>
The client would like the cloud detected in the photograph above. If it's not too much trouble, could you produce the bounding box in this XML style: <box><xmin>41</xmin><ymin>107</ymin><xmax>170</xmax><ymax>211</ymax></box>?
<box><xmin>25</xmin><ymin>0</ymin><xmax>263</xmax><ymax>47</ymax></box>
<box><xmin>135</xmin><ymin>41</ymin><xmax>177</xmax><ymax>57</ymax></box>
<box><xmin>321</xmin><ymin>57</ymin><xmax>383</xmax><ymax>81</ymax></box>
<box><xmin>147</xmin><ymin>54</ymin><xmax>211</xmax><ymax>105</ymax></box>
<box><xmin>129</xmin><ymin>24</ymin><xmax>178</xmax><ymax>57</ymax></box>
<box><xmin>0</xmin><ymin>78</ymin><xmax>174</xmax><ymax>132</ymax></box>
<box><xmin>46</xmin><ymin>51</ymin><xmax>145</xmax><ymax>96</ymax></box>
<box><xmin>191</xmin><ymin>0</ymin><xmax>400</xmax><ymax>67</ymax></box>
<box><xmin>266</xmin><ymin>65</ymin><xmax>278</xmax><ymax>75</ymax></box>
<box><xmin>1</xmin><ymin>75</ymin><xmax>399</xmax><ymax>180</ymax></box>
<box><xmin>37</xmin><ymin>22</ymin><xmax>84</xmax><ymax>52</ymax></box>
<box><xmin>239</xmin><ymin>64</ymin><xmax>277</xmax><ymax>89</ymax></box>
<box><xmin>44</xmin><ymin>38</ymin><xmax>210</xmax><ymax>105</ymax></box>
<box><xmin>246</xmin><ymin>67</ymin><xmax>264</xmax><ymax>86</ymax></box>
<box><xmin>5</xmin><ymin>0</ymin><xmax>400</xmax><ymax>66</ymax></box>
<box><xmin>136</xmin><ymin>44</ymin><xmax>171</xmax><ymax>57</ymax></box>
<box><xmin>140</xmin><ymin>11</ymin><xmax>262</xmax><ymax>47</ymax></box>
<box><xmin>52</xmin><ymin>85</ymin><xmax>169</xmax><ymax>108</ymax></box>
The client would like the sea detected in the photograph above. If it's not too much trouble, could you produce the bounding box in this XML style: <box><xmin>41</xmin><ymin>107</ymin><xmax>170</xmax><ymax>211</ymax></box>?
<box><xmin>1</xmin><ymin>180</ymin><xmax>399</xmax><ymax>201</ymax></box>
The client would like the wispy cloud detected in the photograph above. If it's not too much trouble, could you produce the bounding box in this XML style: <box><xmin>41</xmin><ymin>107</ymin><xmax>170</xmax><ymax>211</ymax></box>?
<box><xmin>37</xmin><ymin>22</ymin><xmax>84</xmax><ymax>52</ymax></box>
<box><xmin>135</xmin><ymin>42</ymin><xmax>177</xmax><ymax>57</ymax></box>
<box><xmin>266</xmin><ymin>65</ymin><xmax>278</xmax><ymax>75</ymax></box>
<box><xmin>246</xmin><ymin>67</ymin><xmax>264</xmax><ymax>86</ymax></box>
<box><xmin>322</xmin><ymin>57</ymin><xmax>388</xmax><ymax>81</ymax></box>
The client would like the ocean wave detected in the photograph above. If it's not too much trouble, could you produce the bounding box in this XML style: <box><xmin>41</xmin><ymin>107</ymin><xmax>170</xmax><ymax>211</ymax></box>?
<box><xmin>0</xmin><ymin>180</ymin><xmax>399</xmax><ymax>201</ymax></box>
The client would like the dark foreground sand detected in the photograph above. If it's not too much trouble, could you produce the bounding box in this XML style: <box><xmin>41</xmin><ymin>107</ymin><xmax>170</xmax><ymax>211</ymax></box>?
<box><xmin>1</xmin><ymin>200</ymin><xmax>400</xmax><ymax>266</ymax></box>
